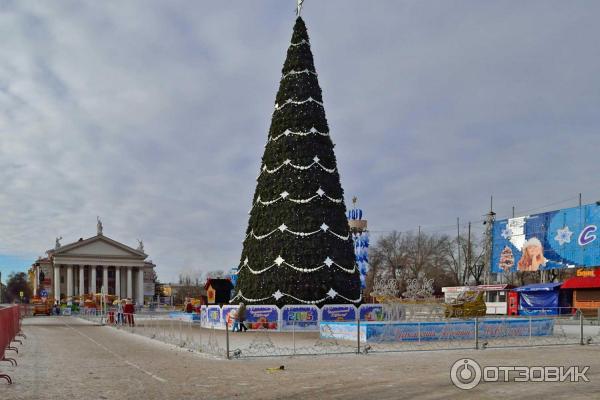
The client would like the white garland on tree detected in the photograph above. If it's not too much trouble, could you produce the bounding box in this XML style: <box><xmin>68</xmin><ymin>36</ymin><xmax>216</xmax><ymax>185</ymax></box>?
<box><xmin>282</xmin><ymin>68</ymin><xmax>317</xmax><ymax>80</ymax></box>
<box><xmin>229</xmin><ymin>290</ymin><xmax>272</xmax><ymax>303</ymax></box>
<box><xmin>259</xmin><ymin>156</ymin><xmax>336</xmax><ymax>175</ymax></box>
<box><xmin>247</xmin><ymin>222</ymin><xmax>350</xmax><ymax>241</ymax></box>
<box><xmin>254</xmin><ymin>188</ymin><xmax>342</xmax><ymax>206</ymax></box>
<box><xmin>239</xmin><ymin>255</ymin><xmax>356</xmax><ymax>275</ymax></box>
<box><xmin>290</xmin><ymin>39</ymin><xmax>309</xmax><ymax>47</ymax></box>
<box><xmin>268</xmin><ymin>127</ymin><xmax>329</xmax><ymax>142</ymax></box>
<box><xmin>274</xmin><ymin>97</ymin><xmax>323</xmax><ymax>111</ymax></box>
<box><xmin>230</xmin><ymin>288</ymin><xmax>362</xmax><ymax>305</ymax></box>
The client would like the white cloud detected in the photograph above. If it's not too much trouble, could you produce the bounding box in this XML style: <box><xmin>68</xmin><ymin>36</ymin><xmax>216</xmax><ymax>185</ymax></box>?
<box><xmin>1</xmin><ymin>1</ymin><xmax>600</xmax><ymax>280</ymax></box>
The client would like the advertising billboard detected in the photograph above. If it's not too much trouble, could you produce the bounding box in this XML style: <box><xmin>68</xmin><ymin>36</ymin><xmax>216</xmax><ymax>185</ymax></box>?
<box><xmin>206</xmin><ymin>305</ymin><xmax>221</xmax><ymax>326</ymax></box>
<box><xmin>280</xmin><ymin>305</ymin><xmax>319</xmax><ymax>331</ymax></box>
<box><xmin>221</xmin><ymin>305</ymin><xmax>239</xmax><ymax>329</ymax></box>
<box><xmin>491</xmin><ymin>202</ymin><xmax>600</xmax><ymax>273</ymax></box>
<box><xmin>245</xmin><ymin>305</ymin><xmax>280</xmax><ymax>330</ymax></box>
<box><xmin>358</xmin><ymin>304</ymin><xmax>384</xmax><ymax>321</ymax></box>
<box><xmin>321</xmin><ymin>304</ymin><xmax>357</xmax><ymax>322</ymax></box>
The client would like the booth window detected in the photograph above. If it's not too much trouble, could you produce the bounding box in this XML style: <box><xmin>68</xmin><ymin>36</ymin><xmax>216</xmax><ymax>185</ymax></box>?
<box><xmin>498</xmin><ymin>291</ymin><xmax>506</xmax><ymax>302</ymax></box>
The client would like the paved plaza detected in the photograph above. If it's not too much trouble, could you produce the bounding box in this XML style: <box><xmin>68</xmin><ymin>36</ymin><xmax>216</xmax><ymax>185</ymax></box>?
<box><xmin>1</xmin><ymin>316</ymin><xmax>599</xmax><ymax>399</ymax></box>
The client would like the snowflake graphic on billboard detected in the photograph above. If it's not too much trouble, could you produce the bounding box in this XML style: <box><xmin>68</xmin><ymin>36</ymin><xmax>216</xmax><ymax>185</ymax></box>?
<box><xmin>554</xmin><ymin>226</ymin><xmax>573</xmax><ymax>246</ymax></box>
<box><xmin>501</xmin><ymin>227</ymin><xmax>513</xmax><ymax>240</ymax></box>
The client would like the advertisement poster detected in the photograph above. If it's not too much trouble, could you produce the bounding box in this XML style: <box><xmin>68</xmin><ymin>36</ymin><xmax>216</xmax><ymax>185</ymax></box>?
<box><xmin>320</xmin><ymin>321</ymin><xmax>363</xmax><ymax>341</ymax></box>
<box><xmin>359</xmin><ymin>304</ymin><xmax>384</xmax><ymax>321</ymax></box>
<box><xmin>246</xmin><ymin>305</ymin><xmax>280</xmax><ymax>330</ymax></box>
<box><xmin>221</xmin><ymin>305</ymin><xmax>239</xmax><ymax>329</ymax></box>
<box><xmin>206</xmin><ymin>305</ymin><xmax>221</xmax><ymax>326</ymax></box>
<box><xmin>492</xmin><ymin>203</ymin><xmax>600</xmax><ymax>273</ymax></box>
<box><xmin>363</xmin><ymin>319</ymin><xmax>553</xmax><ymax>342</ymax></box>
<box><xmin>321</xmin><ymin>304</ymin><xmax>357</xmax><ymax>322</ymax></box>
<box><xmin>281</xmin><ymin>305</ymin><xmax>319</xmax><ymax>331</ymax></box>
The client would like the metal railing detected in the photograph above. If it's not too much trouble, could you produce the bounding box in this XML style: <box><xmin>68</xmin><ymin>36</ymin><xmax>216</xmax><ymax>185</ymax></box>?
<box><xmin>1</xmin><ymin>305</ymin><xmax>26</xmax><ymax>384</ymax></box>
<box><xmin>73</xmin><ymin>307</ymin><xmax>600</xmax><ymax>359</ymax></box>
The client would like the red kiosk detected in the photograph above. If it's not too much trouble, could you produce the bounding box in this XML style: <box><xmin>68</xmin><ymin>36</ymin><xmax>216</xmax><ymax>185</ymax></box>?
<box><xmin>561</xmin><ymin>268</ymin><xmax>600</xmax><ymax>317</ymax></box>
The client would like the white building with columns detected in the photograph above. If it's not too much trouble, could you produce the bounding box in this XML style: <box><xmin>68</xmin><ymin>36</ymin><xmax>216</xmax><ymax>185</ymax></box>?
<box><xmin>31</xmin><ymin>227</ymin><xmax>156</xmax><ymax>305</ymax></box>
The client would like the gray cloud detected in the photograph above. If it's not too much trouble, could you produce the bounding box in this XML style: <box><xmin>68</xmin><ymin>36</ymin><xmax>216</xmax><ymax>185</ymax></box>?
<box><xmin>1</xmin><ymin>1</ymin><xmax>599</xmax><ymax>281</ymax></box>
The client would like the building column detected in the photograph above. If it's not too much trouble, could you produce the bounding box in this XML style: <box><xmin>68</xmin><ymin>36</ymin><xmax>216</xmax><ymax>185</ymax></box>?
<box><xmin>79</xmin><ymin>266</ymin><xmax>85</xmax><ymax>296</ymax></box>
<box><xmin>91</xmin><ymin>266</ymin><xmax>97</xmax><ymax>294</ymax></box>
<box><xmin>137</xmin><ymin>267</ymin><xmax>144</xmax><ymax>306</ymax></box>
<box><xmin>102</xmin><ymin>265</ymin><xmax>108</xmax><ymax>294</ymax></box>
<box><xmin>54</xmin><ymin>265</ymin><xmax>61</xmax><ymax>300</ymax></box>
<box><xmin>67</xmin><ymin>265</ymin><xmax>73</xmax><ymax>297</ymax></box>
<box><xmin>115</xmin><ymin>266</ymin><xmax>121</xmax><ymax>299</ymax></box>
<box><xmin>127</xmin><ymin>266</ymin><xmax>133</xmax><ymax>299</ymax></box>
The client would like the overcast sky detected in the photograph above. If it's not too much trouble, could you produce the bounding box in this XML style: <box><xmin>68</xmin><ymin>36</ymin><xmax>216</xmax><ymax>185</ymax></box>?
<box><xmin>1</xmin><ymin>1</ymin><xmax>600</xmax><ymax>283</ymax></box>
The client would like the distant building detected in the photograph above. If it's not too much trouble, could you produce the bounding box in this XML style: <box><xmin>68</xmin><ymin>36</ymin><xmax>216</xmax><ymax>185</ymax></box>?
<box><xmin>160</xmin><ymin>283</ymin><xmax>207</xmax><ymax>305</ymax></box>
<box><xmin>31</xmin><ymin>223</ymin><xmax>156</xmax><ymax>305</ymax></box>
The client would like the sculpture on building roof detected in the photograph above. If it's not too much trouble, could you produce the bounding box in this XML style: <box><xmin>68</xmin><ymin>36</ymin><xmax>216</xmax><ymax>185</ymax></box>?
<box><xmin>137</xmin><ymin>239</ymin><xmax>144</xmax><ymax>253</ymax></box>
<box><xmin>97</xmin><ymin>216</ymin><xmax>103</xmax><ymax>235</ymax></box>
<box><xmin>55</xmin><ymin>236</ymin><xmax>62</xmax><ymax>250</ymax></box>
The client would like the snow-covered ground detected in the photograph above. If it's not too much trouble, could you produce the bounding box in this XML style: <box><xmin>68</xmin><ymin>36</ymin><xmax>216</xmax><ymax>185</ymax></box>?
<box><xmin>2</xmin><ymin>316</ymin><xmax>600</xmax><ymax>399</ymax></box>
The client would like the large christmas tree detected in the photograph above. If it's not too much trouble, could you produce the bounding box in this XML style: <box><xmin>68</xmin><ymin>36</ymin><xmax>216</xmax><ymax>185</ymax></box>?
<box><xmin>232</xmin><ymin>17</ymin><xmax>361</xmax><ymax>306</ymax></box>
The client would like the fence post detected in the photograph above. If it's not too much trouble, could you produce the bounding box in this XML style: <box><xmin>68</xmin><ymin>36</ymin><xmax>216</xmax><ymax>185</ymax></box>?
<box><xmin>226</xmin><ymin>321</ymin><xmax>230</xmax><ymax>359</ymax></box>
<box><xmin>474</xmin><ymin>317</ymin><xmax>479</xmax><ymax>350</ymax></box>
<box><xmin>529</xmin><ymin>315</ymin><xmax>532</xmax><ymax>342</ymax></box>
<box><xmin>357</xmin><ymin>318</ymin><xmax>361</xmax><ymax>355</ymax></box>
<box><xmin>292</xmin><ymin>320</ymin><xmax>296</xmax><ymax>356</ymax></box>
<box><xmin>580</xmin><ymin>309</ymin><xmax>584</xmax><ymax>346</ymax></box>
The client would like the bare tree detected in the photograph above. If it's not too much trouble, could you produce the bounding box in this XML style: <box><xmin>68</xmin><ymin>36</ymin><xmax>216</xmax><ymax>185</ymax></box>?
<box><xmin>206</xmin><ymin>270</ymin><xmax>225</xmax><ymax>280</ymax></box>
<box><xmin>367</xmin><ymin>231</ymin><xmax>457</xmax><ymax>296</ymax></box>
<box><xmin>445</xmin><ymin>234</ymin><xmax>486</xmax><ymax>285</ymax></box>
<box><xmin>172</xmin><ymin>269</ymin><xmax>206</xmax><ymax>304</ymax></box>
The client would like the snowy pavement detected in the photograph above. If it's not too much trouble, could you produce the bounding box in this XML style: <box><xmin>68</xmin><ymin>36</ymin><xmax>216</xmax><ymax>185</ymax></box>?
<box><xmin>2</xmin><ymin>316</ymin><xmax>600</xmax><ymax>399</ymax></box>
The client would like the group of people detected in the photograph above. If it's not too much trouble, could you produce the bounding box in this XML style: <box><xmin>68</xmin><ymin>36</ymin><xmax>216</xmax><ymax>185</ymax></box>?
<box><xmin>114</xmin><ymin>298</ymin><xmax>135</xmax><ymax>326</ymax></box>
<box><xmin>184</xmin><ymin>298</ymin><xmax>200</xmax><ymax>313</ymax></box>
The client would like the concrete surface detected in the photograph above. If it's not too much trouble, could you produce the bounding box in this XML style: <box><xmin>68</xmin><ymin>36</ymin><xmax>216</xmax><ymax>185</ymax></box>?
<box><xmin>2</xmin><ymin>316</ymin><xmax>600</xmax><ymax>400</ymax></box>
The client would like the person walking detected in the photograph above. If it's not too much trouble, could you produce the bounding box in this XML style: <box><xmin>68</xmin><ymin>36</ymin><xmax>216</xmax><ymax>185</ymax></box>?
<box><xmin>236</xmin><ymin>302</ymin><xmax>248</xmax><ymax>332</ymax></box>
<box><xmin>117</xmin><ymin>299</ymin><xmax>124</xmax><ymax>325</ymax></box>
<box><xmin>185</xmin><ymin>298</ymin><xmax>193</xmax><ymax>313</ymax></box>
<box><xmin>230</xmin><ymin>309</ymin><xmax>239</xmax><ymax>332</ymax></box>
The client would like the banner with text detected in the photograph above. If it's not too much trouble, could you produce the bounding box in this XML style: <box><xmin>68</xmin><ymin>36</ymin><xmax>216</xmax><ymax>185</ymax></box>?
<box><xmin>246</xmin><ymin>305</ymin><xmax>280</xmax><ymax>330</ymax></box>
<box><xmin>321</xmin><ymin>304</ymin><xmax>357</xmax><ymax>322</ymax></box>
<box><xmin>281</xmin><ymin>305</ymin><xmax>319</xmax><ymax>331</ymax></box>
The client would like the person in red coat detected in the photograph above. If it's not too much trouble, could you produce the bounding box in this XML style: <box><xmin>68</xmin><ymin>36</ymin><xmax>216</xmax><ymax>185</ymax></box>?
<box><xmin>124</xmin><ymin>299</ymin><xmax>135</xmax><ymax>327</ymax></box>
